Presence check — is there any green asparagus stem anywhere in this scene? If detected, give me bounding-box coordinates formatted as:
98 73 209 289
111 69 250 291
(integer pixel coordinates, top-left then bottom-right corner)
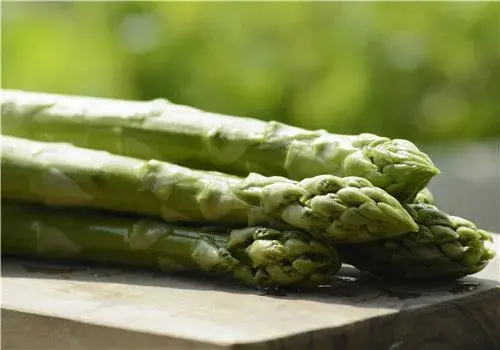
337 203 496 280
0 89 439 202
413 188 435 205
1 201 341 288
1 136 418 243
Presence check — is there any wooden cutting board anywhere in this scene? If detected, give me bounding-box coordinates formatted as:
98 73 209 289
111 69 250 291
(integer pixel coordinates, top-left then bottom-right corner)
2 236 499 350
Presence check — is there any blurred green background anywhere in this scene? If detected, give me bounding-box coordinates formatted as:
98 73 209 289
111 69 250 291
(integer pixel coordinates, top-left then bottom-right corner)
2 1 499 143
1 1 499 230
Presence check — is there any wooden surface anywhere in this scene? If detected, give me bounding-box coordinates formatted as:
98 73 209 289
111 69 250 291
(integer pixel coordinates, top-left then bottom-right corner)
2 236 499 350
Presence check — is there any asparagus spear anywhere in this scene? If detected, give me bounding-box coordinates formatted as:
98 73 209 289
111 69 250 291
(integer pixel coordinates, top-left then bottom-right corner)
1 201 341 288
0 89 439 202
337 203 496 280
1 136 418 243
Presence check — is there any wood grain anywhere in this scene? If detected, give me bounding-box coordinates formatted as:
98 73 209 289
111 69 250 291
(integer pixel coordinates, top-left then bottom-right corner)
2 237 499 350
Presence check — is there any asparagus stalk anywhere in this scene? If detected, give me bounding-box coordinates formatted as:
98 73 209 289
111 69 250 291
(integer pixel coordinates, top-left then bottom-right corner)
1 136 418 243
0 89 439 202
337 203 496 279
1 201 341 288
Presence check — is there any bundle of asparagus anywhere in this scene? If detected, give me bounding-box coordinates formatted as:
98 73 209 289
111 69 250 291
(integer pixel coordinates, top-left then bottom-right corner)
0 89 495 289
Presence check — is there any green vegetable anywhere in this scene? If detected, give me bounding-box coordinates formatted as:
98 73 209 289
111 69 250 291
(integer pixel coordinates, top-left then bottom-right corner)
413 188 435 205
337 203 496 279
0 89 439 202
1 201 341 288
1 135 418 243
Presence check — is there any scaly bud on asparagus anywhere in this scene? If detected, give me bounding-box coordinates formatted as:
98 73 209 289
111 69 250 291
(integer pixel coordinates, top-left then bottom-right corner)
337 203 496 280
413 188 435 205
